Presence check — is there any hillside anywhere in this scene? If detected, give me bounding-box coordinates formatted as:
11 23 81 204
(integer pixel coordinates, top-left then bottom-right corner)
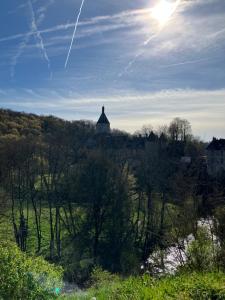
0 109 44 138
0 108 95 140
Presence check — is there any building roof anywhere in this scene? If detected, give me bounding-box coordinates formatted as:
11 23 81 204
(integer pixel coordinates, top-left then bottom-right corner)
97 106 110 124
207 138 225 151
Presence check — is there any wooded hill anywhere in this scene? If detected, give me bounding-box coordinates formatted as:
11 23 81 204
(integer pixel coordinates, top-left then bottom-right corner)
0 108 224 285
0 108 95 140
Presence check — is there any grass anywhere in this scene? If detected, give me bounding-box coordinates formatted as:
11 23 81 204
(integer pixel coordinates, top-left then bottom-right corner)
0 209 39 252
0 207 68 255
59 271 225 300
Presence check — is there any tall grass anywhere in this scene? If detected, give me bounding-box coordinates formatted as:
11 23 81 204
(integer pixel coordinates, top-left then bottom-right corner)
60 270 225 300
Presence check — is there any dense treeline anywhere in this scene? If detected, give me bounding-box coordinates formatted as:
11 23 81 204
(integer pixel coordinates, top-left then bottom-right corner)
0 109 225 284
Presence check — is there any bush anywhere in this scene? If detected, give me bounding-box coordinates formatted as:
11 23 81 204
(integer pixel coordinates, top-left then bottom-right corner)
186 227 219 272
0 241 63 299
90 267 119 289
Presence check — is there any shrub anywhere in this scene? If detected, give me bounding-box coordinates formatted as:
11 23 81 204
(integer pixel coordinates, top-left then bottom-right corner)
0 241 63 299
186 227 219 272
90 267 119 289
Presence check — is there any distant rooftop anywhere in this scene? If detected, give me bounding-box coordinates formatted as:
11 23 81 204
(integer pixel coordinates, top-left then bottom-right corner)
207 138 225 151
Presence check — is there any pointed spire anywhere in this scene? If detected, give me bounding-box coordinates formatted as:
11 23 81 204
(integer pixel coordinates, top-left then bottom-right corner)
97 106 110 124
96 105 110 134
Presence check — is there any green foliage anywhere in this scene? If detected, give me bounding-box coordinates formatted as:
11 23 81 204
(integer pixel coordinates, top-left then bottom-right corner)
186 227 219 272
61 247 94 285
90 267 119 289
0 109 42 138
0 241 63 300
62 271 225 300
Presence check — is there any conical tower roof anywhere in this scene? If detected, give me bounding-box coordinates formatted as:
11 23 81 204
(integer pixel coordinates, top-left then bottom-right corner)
97 106 110 124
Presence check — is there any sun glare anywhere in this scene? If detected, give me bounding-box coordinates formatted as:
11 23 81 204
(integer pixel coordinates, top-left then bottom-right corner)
151 0 179 26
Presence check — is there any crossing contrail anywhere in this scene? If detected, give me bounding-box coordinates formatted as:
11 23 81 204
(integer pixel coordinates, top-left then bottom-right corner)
28 0 51 69
65 0 85 68
11 0 53 78
118 32 159 78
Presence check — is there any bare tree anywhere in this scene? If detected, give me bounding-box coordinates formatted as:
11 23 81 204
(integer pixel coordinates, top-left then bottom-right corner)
169 118 192 142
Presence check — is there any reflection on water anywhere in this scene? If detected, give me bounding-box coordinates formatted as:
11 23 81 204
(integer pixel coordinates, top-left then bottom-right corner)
144 218 218 275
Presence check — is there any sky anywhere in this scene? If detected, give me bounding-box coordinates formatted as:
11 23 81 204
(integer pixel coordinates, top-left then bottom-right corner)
0 0 225 140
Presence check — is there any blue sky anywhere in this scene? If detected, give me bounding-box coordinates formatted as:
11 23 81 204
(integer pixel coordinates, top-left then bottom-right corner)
0 0 225 140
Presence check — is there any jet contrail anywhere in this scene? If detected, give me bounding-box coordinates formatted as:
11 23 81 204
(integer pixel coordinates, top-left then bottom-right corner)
28 0 51 69
118 0 181 78
65 0 85 68
11 34 30 78
11 0 53 78
160 58 211 69
118 32 159 78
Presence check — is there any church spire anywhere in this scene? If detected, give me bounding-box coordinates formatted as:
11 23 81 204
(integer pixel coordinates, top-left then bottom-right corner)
96 106 110 134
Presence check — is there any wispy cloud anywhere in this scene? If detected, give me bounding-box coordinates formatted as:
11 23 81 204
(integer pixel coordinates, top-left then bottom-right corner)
10 33 30 78
1 8 149 44
0 87 225 140
8 3 27 14
1 0 225 93
3 0 225 55
10 0 54 78
36 0 55 23
117 0 225 76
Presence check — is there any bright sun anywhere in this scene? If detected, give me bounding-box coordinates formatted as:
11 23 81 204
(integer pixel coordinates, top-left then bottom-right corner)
151 0 179 26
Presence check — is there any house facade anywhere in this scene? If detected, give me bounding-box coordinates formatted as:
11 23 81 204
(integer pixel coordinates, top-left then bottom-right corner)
206 138 225 176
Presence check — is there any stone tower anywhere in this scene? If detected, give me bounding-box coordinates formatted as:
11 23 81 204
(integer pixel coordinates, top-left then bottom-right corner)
96 106 110 134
